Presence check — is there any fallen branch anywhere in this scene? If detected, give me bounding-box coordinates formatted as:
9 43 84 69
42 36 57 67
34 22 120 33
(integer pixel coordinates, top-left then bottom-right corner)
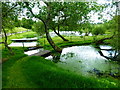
94 35 114 45
0 42 4 44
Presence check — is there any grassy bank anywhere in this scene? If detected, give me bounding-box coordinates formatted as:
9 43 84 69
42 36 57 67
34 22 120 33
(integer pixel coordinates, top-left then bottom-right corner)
38 34 111 52
2 53 119 88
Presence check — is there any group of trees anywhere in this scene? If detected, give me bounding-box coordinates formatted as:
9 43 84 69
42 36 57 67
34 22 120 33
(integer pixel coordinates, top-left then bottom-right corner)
22 1 104 53
1 2 34 54
1 1 120 60
32 21 45 36
0 1 110 51
92 24 106 36
15 18 35 29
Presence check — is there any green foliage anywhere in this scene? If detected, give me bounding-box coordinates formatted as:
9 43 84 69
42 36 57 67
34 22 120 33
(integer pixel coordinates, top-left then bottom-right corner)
92 26 105 35
103 16 118 32
2 2 18 30
23 2 104 32
80 22 93 35
103 15 120 50
32 21 45 36
20 18 35 29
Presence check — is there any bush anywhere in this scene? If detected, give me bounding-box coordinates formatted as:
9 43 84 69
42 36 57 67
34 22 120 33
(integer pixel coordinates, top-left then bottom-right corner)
92 26 105 35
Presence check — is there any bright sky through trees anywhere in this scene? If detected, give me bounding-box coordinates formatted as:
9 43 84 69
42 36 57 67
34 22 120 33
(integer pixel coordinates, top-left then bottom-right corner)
17 0 117 23
89 0 116 23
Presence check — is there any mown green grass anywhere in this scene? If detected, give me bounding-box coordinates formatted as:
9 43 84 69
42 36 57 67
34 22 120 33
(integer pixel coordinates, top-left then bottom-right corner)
7 31 36 43
4 27 27 33
2 54 119 88
2 48 27 88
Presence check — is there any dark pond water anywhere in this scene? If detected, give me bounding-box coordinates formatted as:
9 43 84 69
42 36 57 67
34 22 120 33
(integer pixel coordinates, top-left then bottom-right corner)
46 45 120 78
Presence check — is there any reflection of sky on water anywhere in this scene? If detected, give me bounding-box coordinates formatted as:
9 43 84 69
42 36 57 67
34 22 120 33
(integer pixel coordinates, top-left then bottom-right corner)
55 45 119 76
49 31 92 37
8 42 37 47
100 45 118 57
24 48 44 56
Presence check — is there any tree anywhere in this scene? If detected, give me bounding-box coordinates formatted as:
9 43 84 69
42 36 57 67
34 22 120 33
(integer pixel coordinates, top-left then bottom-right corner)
92 26 105 36
1 2 18 54
51 2 90 40
32 21 45 36
22 2 62 53
21 18 35 29
18 1 104 53
100 0 120 61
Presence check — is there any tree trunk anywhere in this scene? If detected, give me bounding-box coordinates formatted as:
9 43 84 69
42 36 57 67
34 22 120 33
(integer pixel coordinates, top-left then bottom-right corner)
94 35 114 45
24 2 62 53
85 32 89 36
53 25 68 41
2 27 14 55
44 3 62 53
45 23 62 53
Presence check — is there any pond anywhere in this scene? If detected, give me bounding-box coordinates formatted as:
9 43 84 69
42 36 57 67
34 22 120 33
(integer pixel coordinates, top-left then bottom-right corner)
8 42 37 47
49 31 92 37
46 45 120 78
24 48 44 56
8 37 38 47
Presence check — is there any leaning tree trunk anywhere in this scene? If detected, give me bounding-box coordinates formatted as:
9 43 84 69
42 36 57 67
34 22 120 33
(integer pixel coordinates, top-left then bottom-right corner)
2 27 14 55
53 25 69 41
94 35 114 45
45 23 62 53
24 2 62 53
44 3 62 53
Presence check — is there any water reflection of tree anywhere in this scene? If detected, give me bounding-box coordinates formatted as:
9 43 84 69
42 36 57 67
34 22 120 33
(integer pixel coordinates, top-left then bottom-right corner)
95 45 120 61
61 52 75 59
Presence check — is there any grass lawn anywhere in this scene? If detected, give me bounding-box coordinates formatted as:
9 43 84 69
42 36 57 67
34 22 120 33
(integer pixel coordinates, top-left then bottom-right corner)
2 52 119 88
3 27 28 34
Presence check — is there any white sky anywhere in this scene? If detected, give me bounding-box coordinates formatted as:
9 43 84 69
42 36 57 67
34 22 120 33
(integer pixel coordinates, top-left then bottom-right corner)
89 0 116 23
97 0 112 4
